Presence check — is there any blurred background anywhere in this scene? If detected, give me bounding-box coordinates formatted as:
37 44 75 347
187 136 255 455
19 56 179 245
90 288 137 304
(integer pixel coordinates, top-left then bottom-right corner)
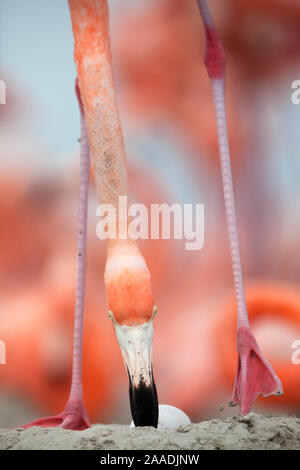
1 0 300 427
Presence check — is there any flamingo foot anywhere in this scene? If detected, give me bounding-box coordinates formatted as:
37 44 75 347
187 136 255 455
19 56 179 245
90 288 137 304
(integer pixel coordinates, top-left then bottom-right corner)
229 326 283 415
19 398 90 431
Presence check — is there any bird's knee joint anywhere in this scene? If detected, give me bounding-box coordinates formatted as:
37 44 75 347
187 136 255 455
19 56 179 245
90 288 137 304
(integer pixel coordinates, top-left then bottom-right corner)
204 27 226 79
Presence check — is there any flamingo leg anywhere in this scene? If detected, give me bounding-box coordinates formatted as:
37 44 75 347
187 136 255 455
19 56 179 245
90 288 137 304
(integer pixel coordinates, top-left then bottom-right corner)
20 81 90 431
196 0 283 414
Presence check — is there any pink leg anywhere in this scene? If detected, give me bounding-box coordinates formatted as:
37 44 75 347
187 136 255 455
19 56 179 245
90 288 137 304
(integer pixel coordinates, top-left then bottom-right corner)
20 398 89 431
20 80 90 430
196 0 283 414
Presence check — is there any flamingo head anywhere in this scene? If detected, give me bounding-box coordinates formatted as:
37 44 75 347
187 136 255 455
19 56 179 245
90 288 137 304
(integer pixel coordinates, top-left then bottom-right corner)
105 243 158 427
109 307 158 427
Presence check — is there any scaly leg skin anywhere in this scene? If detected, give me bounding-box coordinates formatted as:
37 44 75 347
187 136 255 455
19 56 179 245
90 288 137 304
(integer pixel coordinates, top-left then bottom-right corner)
196 0 283 414
20 80 90 430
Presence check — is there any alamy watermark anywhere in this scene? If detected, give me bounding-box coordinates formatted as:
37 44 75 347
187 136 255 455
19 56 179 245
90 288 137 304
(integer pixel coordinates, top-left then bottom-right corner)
0 340 6 365
0 80 6 104
291 340 300 365
96 196 204 251
1 81 9 363
291 80 300 104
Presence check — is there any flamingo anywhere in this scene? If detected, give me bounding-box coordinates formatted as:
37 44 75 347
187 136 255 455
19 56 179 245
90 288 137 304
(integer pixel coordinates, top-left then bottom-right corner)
68 0 158 427
18 0 158 430
196 0 283 414
113 0 243 168
15 0 284 431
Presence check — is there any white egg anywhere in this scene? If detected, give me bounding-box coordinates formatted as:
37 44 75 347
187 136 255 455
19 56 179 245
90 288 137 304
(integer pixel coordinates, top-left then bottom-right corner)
130 404 191 429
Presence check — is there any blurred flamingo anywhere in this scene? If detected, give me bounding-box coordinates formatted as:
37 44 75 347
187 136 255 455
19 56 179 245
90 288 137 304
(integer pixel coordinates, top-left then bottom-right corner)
2 0 300 427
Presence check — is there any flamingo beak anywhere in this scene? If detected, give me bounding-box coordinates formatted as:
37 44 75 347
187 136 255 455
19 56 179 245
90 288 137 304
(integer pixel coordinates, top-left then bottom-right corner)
109 309 159 427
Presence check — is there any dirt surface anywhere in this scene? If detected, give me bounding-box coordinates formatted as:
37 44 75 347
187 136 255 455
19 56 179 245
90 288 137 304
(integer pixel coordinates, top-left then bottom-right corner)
0 413 299 450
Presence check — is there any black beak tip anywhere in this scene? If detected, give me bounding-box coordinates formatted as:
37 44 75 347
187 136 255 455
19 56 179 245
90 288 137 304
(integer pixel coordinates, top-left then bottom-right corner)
129 378 159 428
